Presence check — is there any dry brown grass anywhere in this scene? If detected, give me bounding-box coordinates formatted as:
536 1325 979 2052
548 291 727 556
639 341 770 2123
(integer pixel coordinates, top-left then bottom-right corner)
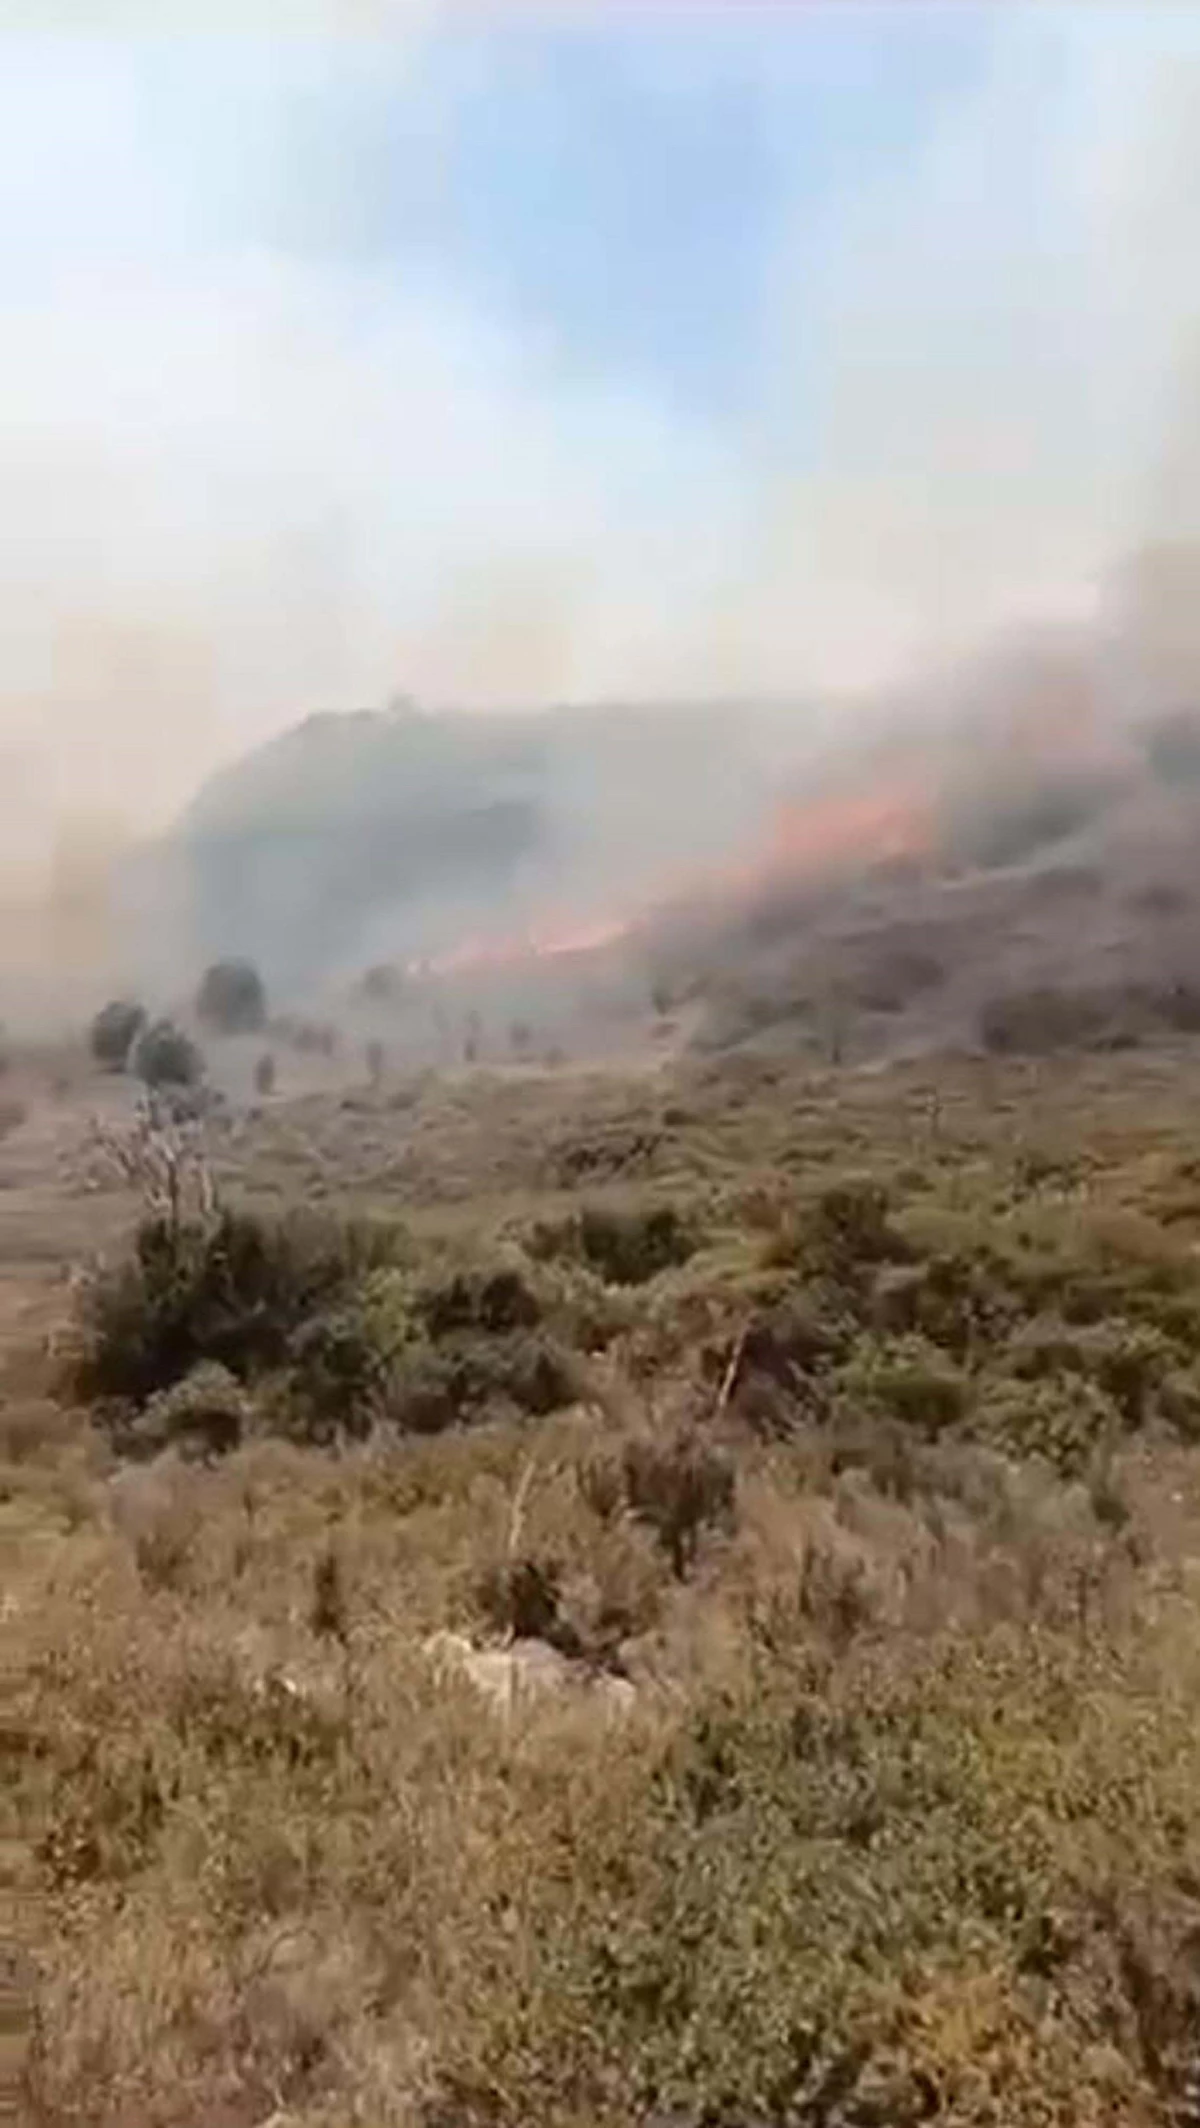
12 1045 1200 2121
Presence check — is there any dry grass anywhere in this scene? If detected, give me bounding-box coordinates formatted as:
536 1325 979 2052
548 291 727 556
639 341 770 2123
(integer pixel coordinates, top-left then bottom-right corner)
12 1046 1200 2122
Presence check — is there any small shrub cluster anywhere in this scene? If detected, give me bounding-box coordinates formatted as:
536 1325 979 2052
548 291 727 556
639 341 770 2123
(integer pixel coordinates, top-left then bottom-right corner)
75 1205 400 1412
703 1173 1200 1474
132 1018 204 1091
133 1361 251 1462
528 1199 698 1286
77 1211 581 1453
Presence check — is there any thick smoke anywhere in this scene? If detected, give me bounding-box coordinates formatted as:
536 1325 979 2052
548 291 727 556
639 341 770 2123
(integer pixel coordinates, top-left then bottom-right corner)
1 8 1200 1023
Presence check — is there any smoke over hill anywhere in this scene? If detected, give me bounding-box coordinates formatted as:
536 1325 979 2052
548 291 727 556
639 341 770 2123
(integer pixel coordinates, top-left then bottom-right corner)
76 536 1200 1075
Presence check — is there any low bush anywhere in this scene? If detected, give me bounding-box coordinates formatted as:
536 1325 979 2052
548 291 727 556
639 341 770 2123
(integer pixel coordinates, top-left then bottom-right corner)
529 1200 698 1286
417 1259 542 1338
763 1177 911 1285
131 1361 250 1461
385 1327 577 1434
282 1300 392 1441
837 1332 970 1436
1004 1314 1173 1424
972 1373 1119 1475
132 1018 204 1091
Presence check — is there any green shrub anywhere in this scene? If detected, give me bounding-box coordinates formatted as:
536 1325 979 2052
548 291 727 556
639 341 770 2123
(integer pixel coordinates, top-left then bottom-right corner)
386 1328 577 1435
528 1201 697 1286
131 1361 250 1461
132 1018 204 1091
763 1177 911 1286
1004 1315 1173 1424
283 1303 389 1441
417 1260 542 1338
75 1206 402 1409
838 1332 969 1436
973 1373 1118 1475
870 1250 1016 1357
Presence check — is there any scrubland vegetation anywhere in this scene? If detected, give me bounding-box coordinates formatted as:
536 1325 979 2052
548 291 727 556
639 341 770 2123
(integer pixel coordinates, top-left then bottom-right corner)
10 1043 1200 2123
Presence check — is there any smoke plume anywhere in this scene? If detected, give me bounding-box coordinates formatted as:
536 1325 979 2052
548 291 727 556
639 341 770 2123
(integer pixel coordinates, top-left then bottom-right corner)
1 7 1200 1014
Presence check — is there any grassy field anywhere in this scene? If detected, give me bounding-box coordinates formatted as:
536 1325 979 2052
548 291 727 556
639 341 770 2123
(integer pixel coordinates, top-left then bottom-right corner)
10 1042 1200 2124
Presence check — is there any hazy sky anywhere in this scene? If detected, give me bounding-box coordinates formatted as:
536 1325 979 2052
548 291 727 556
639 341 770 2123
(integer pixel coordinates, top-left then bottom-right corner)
2 3 1198 865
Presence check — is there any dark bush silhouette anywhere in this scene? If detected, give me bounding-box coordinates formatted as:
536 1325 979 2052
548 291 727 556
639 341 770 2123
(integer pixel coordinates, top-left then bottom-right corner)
528 1202 697 1287
76 1206 399 1407
418 1261 542 1339
196 958 267 1036
90 999 146 1072
132 1020 203 1091
619 1429 736 1578
475 1555 585 1656
384 1329 576 1435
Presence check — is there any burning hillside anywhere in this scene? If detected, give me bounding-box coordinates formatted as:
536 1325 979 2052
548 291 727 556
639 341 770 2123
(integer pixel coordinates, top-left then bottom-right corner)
102 540 1200 1072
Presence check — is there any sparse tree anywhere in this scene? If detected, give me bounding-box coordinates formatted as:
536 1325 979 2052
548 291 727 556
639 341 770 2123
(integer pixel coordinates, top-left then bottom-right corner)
196 958 267 1036
90 998 147 1072
133 1019 203 1092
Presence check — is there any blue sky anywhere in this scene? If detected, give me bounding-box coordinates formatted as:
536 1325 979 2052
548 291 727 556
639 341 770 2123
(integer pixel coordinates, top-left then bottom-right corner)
5 12 995 411
0 5 1198 847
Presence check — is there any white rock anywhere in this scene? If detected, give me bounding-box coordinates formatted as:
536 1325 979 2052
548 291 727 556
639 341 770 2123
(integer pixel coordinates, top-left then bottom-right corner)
422 1630 634 1716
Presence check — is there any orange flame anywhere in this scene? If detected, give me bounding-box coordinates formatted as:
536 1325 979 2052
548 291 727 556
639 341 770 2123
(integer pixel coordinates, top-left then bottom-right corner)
412 911 631 979
766 781 932 877
410 769 933 981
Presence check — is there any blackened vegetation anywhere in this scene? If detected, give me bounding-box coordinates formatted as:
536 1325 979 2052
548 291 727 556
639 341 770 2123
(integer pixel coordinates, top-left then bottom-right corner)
90 998 147 1072
196 958 267 1036
132 1019 204 1091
